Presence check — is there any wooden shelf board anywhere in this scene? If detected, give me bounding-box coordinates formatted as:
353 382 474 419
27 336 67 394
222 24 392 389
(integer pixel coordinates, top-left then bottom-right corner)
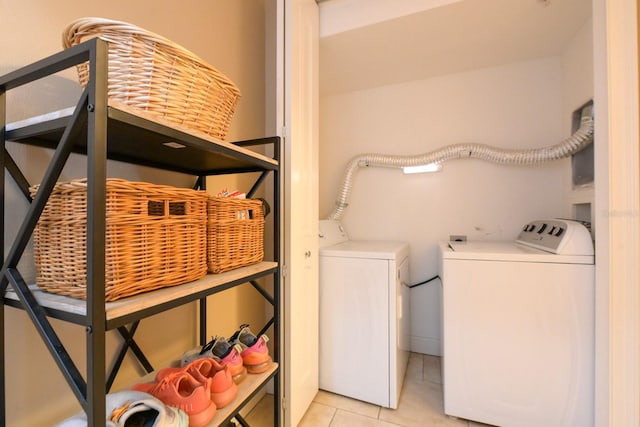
3 262 278 325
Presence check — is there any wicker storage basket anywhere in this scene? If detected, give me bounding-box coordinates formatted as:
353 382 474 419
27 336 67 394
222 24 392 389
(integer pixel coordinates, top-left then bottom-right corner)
62 17 241 141
207 197 264 274
30 178 208 301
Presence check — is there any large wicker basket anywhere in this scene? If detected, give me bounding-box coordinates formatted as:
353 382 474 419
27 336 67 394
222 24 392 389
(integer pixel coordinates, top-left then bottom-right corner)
62 17 241 141
207 197 265 274
30 178 208 301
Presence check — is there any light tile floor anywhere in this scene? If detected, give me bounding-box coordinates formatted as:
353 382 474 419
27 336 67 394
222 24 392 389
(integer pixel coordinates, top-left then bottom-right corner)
245 353 493 427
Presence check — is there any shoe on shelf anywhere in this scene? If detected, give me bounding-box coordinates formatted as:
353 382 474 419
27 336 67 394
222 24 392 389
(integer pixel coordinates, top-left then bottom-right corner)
228 324 273 374
132 372 217 427
181 336 247 384
55 390 189 427
156 357 238 409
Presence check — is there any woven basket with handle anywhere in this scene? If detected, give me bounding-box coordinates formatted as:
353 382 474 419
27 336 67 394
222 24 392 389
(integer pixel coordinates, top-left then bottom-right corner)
207 197 265 274
30 178 208 301
62 17 241 141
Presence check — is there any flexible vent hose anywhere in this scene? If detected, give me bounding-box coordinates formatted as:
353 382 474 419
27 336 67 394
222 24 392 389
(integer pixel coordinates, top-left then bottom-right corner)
328 107 594 220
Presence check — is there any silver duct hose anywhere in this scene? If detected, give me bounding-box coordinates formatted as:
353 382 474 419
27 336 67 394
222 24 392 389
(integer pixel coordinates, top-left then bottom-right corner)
328 106 594 221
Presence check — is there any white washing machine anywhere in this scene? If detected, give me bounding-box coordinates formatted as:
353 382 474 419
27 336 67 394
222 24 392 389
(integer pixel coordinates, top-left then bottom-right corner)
319 220 410 409
439 219 595 427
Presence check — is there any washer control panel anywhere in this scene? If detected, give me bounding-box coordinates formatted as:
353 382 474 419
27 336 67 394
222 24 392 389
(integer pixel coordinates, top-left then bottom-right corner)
516 219 593 255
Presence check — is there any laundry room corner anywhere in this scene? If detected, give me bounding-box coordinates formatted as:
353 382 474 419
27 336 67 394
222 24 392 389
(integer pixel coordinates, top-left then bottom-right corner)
319 62 572 356
318 0 594 357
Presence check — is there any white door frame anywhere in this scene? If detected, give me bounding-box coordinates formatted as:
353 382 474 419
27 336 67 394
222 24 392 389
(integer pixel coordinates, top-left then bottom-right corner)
593 0 639 426
274 0 320 425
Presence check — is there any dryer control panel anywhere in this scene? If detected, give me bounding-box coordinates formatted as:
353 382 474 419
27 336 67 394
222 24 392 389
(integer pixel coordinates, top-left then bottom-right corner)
319 219 349 248
516 219 594 256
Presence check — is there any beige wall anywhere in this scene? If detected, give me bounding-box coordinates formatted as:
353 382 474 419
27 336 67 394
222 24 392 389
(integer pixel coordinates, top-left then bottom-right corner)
319 22 593 355
1 1 267 425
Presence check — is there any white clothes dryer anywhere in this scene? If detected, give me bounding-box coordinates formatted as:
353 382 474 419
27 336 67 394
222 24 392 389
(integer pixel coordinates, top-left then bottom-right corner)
319 220 410 409
439 219 594 427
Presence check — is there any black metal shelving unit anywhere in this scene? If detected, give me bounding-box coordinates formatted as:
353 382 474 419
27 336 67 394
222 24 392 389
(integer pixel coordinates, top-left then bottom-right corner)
0 38 281 427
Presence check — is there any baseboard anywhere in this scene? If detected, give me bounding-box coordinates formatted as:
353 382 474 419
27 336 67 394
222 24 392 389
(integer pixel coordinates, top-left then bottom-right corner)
410 335 441 356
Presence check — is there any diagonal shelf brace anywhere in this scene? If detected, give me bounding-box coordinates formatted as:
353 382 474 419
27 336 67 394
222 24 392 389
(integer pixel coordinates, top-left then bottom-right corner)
6 268 87 407
249 280 275 306
3 150 32 202
116 324 154 373
106 322 154 392
234 414 250 427
257 317 274 339
247 170 271 199
0 90 89 293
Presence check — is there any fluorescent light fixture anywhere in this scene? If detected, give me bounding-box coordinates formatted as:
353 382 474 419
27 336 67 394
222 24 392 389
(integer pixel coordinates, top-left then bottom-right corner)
402 163 442 174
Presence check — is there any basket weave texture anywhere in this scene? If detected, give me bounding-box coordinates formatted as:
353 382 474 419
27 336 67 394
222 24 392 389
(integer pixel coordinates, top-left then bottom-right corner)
30 178 208 301
207 197 264 274
62 17 241 141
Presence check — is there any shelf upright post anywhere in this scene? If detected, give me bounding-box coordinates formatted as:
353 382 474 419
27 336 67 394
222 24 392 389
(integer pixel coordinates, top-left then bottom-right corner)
0 62 6 427
85 38 109 427
198 175 208 346
273 137 281 427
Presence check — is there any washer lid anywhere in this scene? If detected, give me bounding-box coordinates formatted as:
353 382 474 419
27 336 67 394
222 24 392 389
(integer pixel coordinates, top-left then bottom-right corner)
321 240 409 260
440 241 594 264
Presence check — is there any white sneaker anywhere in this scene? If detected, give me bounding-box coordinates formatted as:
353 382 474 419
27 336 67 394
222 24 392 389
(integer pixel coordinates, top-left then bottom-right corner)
56 390 189 427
